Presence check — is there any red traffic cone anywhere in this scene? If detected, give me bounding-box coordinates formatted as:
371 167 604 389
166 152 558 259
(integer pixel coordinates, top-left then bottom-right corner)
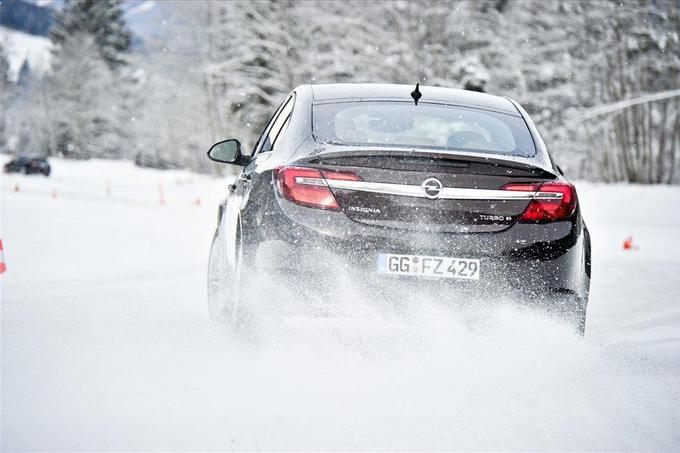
623 236 634 250
0 239 6 274
51 188 58 199
158 182 166 205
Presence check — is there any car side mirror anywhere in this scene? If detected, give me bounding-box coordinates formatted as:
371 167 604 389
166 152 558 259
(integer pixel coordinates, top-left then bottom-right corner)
207 139 249 166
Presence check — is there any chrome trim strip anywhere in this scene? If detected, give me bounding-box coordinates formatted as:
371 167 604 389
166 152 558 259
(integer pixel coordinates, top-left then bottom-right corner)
295 177 563 201
328 179 425 197
325 179 557 200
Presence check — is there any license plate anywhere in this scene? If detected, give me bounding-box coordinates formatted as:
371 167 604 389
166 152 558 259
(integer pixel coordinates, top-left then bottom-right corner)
377 253 480 280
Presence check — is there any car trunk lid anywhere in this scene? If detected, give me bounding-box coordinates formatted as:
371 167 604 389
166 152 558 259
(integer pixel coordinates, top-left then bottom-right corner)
303 150 557 233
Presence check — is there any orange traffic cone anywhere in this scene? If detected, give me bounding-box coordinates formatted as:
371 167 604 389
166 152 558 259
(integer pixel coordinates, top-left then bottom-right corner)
0 239 6 274
623 236 634 250
14 183 19 192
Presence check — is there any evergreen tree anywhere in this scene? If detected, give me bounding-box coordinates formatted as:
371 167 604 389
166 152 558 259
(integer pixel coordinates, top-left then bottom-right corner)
0 43 10 88
297 1 385 84
5 0 678 179
575 0 680 182
0 43 11 152
206 0 302 150
47 0 134 158
49 0 131 70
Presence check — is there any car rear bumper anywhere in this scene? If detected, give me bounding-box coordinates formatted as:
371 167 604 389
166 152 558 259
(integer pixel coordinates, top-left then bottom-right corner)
247 198 590 302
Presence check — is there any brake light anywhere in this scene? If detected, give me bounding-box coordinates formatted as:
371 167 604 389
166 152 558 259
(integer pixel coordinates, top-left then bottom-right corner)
503 181 577 222
273 166 361 211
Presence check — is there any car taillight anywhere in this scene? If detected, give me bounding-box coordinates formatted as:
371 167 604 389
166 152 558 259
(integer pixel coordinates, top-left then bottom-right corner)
273 166 362 211
503 181 577 222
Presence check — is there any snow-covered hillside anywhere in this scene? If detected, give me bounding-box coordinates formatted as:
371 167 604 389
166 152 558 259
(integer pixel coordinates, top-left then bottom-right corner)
0 26 51 82
1 157 679 450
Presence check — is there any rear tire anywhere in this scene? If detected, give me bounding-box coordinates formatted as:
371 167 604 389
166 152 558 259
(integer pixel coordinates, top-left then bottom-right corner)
554 293 587 336
574 299 587 336
207 221 250 335
207 232 231 322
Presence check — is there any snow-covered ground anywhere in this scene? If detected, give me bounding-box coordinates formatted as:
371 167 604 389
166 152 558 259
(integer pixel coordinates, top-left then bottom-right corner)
1 157 679 451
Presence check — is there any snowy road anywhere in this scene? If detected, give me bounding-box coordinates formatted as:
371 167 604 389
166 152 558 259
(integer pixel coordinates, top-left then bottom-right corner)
2 158 680 451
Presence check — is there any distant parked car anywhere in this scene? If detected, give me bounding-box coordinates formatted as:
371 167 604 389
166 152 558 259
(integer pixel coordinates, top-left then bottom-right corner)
4 157 51 176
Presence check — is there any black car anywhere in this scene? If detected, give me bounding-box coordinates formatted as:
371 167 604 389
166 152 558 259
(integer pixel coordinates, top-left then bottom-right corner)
4 157 51 176
207 84 591 334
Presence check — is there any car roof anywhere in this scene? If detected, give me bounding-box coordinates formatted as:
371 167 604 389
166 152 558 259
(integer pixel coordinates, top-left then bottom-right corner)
307 83 519 116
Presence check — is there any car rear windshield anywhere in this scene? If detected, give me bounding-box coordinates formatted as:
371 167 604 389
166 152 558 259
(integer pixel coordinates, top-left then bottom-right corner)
312 101 536 157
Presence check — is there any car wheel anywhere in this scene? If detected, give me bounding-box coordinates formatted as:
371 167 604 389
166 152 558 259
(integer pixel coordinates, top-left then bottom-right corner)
207 221 244 327
574 298 587 336
553 293 587 336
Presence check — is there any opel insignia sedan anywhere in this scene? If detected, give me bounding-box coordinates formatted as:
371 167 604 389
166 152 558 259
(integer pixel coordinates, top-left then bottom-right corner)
207 83 591 335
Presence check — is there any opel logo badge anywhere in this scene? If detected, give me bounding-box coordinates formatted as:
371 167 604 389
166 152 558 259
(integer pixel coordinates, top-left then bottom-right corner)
421 177 443 199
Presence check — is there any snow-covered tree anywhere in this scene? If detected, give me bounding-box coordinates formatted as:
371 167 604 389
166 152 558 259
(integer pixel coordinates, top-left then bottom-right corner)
0 43 11 152
494 1 585 174
577 0 680 183
295 1 385 84
123 1 215 172
204 0 304 151
49 0 131 70
46 0 135 159
48 34 115 158
6 0 680 182
0 43 9 89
